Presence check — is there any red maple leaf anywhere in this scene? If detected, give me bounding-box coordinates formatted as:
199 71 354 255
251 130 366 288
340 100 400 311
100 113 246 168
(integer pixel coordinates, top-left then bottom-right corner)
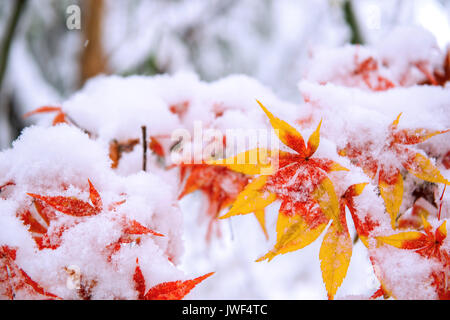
20 180 103 250
377 217 449 299
354 56 395 91
0 246 60 300
133 258 213 300
106 218 164 262
27 179 103 217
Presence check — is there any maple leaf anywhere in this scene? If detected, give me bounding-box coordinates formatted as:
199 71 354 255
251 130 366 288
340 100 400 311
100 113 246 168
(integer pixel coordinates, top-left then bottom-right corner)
18 199 66 250
178 163 251 239
20 180 104 250
343 183 380 247
0 246 60 299
169 101 190 119
106 218 164 262
149 137 165 157
369 286 389 300
354 56 395 91
397 197 436 230
210 100 356 299
24 106 68 126
339 113 450 228
376 216 449 299
0 181 15 192
257 184 365 299
109 139 140 169
133 258 213 300
27 179 103 217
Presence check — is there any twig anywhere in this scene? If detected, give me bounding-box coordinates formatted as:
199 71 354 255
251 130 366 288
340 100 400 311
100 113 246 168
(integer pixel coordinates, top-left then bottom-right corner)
0 0 28 94
141 125 147 172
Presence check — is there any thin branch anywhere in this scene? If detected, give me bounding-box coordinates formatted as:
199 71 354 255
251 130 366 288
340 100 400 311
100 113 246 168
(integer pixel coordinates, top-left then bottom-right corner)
0 0 28 94
141 125 147 172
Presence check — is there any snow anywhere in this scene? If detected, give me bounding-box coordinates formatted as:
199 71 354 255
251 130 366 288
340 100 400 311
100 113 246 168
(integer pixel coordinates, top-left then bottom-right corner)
0 125 183 299
1 26 449 299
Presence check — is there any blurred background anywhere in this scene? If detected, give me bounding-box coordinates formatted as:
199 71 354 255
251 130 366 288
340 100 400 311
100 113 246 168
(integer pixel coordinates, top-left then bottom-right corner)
0 0 450 150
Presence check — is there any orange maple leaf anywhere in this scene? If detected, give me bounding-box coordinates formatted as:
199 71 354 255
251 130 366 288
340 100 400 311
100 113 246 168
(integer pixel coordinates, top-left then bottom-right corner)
133 258 213 300
178 164 251 239
24 106 68 126
149 137 165 157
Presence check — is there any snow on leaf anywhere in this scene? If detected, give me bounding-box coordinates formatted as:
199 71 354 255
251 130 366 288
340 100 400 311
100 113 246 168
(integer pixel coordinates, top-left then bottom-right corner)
340 113 450 228
27 180 103 217
0 246 60 300
106 219 164 262
375 216 449 299
122 219 164 237
18 200 64 250
402 151 450 185
212 101 360 299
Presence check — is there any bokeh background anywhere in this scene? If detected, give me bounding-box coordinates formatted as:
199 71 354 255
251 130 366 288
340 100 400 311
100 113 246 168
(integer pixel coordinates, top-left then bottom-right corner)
1 0 450 150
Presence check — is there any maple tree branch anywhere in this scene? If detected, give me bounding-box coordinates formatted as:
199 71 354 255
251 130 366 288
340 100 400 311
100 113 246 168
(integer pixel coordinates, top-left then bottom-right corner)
141 125 147 172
